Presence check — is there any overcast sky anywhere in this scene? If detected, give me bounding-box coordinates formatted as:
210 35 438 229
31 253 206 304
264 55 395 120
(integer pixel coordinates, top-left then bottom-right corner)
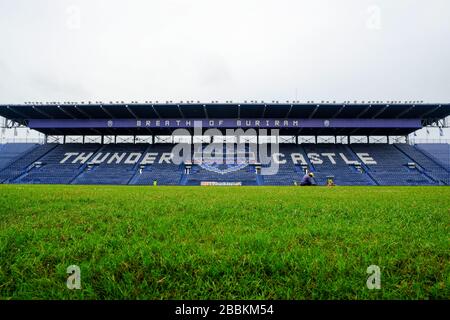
0 0 449 140
0 0 450 103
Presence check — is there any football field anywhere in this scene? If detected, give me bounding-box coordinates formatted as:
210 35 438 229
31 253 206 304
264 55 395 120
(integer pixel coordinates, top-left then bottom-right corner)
0 185 448 299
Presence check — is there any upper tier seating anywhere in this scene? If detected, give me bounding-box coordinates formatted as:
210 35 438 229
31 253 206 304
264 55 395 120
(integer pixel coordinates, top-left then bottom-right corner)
73 144 149 185
0 143 37 170
349 144 434 186
395 144 450 185
131 144 183 185
14 144 102 184
302 144 376 186
260 145 306 186
0 144 57 183
416 144 450 169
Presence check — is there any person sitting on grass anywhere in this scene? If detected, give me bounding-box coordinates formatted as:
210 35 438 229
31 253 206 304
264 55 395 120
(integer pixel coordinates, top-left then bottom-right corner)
300 172 315 186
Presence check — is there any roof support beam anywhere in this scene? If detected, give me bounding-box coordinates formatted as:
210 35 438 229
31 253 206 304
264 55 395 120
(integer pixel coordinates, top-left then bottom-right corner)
7 106 28 119
395 105 415 118
331 105 345 119
262 105 267 118
74 105 92 119
356 105 372 118
373 105 390 119
308 105 320 119
420 105 442 118
58 106 77 119
99 105 114 118
177 105 185 118
125 105 138 119
33 106 54 119
285 104 294 118
151 105 161 119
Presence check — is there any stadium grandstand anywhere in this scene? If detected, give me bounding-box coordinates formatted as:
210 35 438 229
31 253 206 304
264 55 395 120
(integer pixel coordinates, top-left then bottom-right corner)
0 102 449 186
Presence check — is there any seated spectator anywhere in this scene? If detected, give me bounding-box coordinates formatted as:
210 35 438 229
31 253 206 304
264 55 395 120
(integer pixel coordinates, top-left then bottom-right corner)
300 172 315 186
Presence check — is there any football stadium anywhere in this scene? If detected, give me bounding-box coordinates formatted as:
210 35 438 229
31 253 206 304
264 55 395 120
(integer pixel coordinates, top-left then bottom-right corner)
0 102 449 302
0 102 449 187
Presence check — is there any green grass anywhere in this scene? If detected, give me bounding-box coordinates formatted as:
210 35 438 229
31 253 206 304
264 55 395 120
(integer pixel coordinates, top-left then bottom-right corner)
0 185 448 300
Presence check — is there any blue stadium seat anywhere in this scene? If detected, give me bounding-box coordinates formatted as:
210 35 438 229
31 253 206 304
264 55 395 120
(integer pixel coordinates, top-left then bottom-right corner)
1 142 449 186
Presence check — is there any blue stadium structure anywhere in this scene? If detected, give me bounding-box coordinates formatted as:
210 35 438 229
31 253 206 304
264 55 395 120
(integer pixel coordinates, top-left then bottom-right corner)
0 102 449 186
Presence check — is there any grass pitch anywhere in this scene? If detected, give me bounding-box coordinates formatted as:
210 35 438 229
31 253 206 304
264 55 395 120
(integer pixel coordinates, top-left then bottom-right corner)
0 185 448 300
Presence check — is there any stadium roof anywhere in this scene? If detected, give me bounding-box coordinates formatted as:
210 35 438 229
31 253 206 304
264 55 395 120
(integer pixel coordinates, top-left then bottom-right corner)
1 103 449 136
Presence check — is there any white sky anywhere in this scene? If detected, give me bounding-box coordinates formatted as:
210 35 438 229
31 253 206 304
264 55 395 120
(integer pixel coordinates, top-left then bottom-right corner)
0 0 449 141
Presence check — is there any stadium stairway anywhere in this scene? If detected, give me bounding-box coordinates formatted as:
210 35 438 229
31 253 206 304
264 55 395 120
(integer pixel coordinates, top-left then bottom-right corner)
349 144 436 186
0 144 58 183
72 144 149 185
394 144 450 185
303 144 376 186
14 144 103 184
261 145 306 186
130 144 184 185
415 144 450 170
0 143 38 171
344 145 379 185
